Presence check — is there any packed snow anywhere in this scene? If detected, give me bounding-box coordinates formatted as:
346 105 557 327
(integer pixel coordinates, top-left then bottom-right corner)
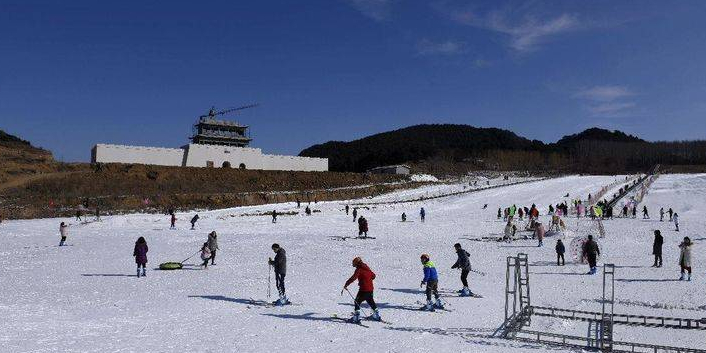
1 174 704 352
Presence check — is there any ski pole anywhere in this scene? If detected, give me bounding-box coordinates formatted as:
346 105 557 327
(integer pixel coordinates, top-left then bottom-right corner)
470 268 487 276
180 250 201 264
267 264 272 299
344 288 368 317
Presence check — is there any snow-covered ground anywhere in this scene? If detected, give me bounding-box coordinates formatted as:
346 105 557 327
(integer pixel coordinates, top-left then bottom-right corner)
1 174 704 352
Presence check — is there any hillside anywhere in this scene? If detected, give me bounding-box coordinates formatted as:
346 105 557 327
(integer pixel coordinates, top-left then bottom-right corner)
300 125 706 175
299 124 545 172
0 129 60 185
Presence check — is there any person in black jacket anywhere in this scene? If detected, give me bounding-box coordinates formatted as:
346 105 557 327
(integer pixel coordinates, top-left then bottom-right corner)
652 230 663 267
583 235 600 275
268 244 289 305
451 243 473 296
556 239 566 266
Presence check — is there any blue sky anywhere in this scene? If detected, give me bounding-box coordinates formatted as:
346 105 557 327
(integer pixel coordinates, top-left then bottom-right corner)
1 0 705 162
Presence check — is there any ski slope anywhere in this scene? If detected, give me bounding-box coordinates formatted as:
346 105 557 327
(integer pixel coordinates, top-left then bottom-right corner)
0 174 704 352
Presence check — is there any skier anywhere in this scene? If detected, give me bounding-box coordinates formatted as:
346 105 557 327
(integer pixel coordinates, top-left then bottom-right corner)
343 257 380 323
660 207 665 222
420 207 426 222
673 212 680 231
451 243 473 296
668 208 674 221
75 209 82 222
272 210 277 223
401 213 407 222
419 254 442 311
678 237 692 281
352 208 358 222
190 214 200 230
133 236 148 278
345 205 349 215
268 243 289 305
518 208 524 221
357 216 369 238
170 212 176 229
535 221 545 247
200 242 211 269
59 222 68 246
632 206 637 219
622 205 629 218
556 239 565 266
643 206 649 219
509 205 517 221
583 235 600 275
548 204 554 215
497 208 502 219
503 221 514 242
207 231 219 265
652 230 663 267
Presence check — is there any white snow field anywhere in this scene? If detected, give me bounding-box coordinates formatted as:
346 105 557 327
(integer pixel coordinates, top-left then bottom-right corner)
1 174 704 352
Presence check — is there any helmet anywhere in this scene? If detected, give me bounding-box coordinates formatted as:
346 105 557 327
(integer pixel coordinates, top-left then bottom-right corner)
352 257 362 266
420 253 430 261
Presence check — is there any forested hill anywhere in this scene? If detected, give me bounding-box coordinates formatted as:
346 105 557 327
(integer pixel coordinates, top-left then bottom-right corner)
299 124 545 172
299 124 706 174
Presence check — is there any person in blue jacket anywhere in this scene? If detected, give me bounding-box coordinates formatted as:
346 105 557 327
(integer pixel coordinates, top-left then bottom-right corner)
420 254 443 311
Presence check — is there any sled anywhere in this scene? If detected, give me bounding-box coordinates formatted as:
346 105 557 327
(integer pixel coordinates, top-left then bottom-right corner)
159 262 184 270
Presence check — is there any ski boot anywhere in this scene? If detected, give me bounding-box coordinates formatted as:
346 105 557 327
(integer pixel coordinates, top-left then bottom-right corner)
460 287 472 297
142 268 146 277
348 310 361 324
434 298 445 310
368 309 381 322
679 273 685 281
137 268 141 278
688 274 692 281
274 295 290 306
421 300 435 312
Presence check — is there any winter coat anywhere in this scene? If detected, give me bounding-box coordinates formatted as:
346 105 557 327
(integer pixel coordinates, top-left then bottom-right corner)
133 242 148 265
422 261 438 283
272 248 287 275
556 242 565 255
358 218 368 233
679 242 692 267
583 239 600 256
673 214 679 224
345 263 376 292
652 234 663 255
59 224 68 237
452 248 471 271
535 224 545 241
207 233 219 251
200 247 211 260
191 215 199 224
504 224 514 239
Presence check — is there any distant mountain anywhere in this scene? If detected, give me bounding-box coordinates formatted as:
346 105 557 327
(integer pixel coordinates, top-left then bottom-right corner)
554 127 645 148
299 124 545 172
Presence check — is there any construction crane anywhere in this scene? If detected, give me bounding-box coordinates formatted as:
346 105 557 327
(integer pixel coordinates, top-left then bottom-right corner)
201 103 259 119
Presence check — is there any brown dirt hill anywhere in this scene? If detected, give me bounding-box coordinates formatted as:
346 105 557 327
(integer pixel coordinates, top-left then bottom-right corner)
0 130 59 185
1 163 412 219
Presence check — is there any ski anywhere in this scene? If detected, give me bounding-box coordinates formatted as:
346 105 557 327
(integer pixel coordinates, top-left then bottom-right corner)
331 314 369 327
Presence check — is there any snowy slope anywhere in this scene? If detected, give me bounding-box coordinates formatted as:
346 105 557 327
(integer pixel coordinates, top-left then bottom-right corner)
0 174 703 352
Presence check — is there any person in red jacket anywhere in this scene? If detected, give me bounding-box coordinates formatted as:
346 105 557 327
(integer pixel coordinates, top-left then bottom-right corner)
343 257 381 323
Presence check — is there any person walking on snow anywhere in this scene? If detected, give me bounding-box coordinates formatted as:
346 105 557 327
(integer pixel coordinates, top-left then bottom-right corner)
345 205 349 215
497 208 502 219
352 208 358 222
660 207 665 222
673 213 680 231
678 237 692 281
451 243 473 296
556 239 565 266
190 214 200 230
420 207 426 222
59 222 68 246
583 235 600 275
643 206 649 219
358 216 368 238
200 242 212 269
420 254 443 311
170 212 176 229
668 208 674 221
652 230 663 267
632 206 637 219
207 231 219 265
343 257 381 323
133 237 148 278
75 210 82 222
535 222 545 247
272 210 277 223
268 243 289 305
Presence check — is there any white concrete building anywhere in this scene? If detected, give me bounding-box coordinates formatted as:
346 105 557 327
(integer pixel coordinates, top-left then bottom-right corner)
91 107 328 172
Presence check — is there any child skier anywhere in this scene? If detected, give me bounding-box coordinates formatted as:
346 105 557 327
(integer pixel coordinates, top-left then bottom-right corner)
451 243 473 296
207 231 219 265
133 237 148 278
59 222 68 246
678 237 692 281
343 257 380 323
556 239 565 266
200 242 212 269
420 254 442 311
268 243 289 305
190 214 199 230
